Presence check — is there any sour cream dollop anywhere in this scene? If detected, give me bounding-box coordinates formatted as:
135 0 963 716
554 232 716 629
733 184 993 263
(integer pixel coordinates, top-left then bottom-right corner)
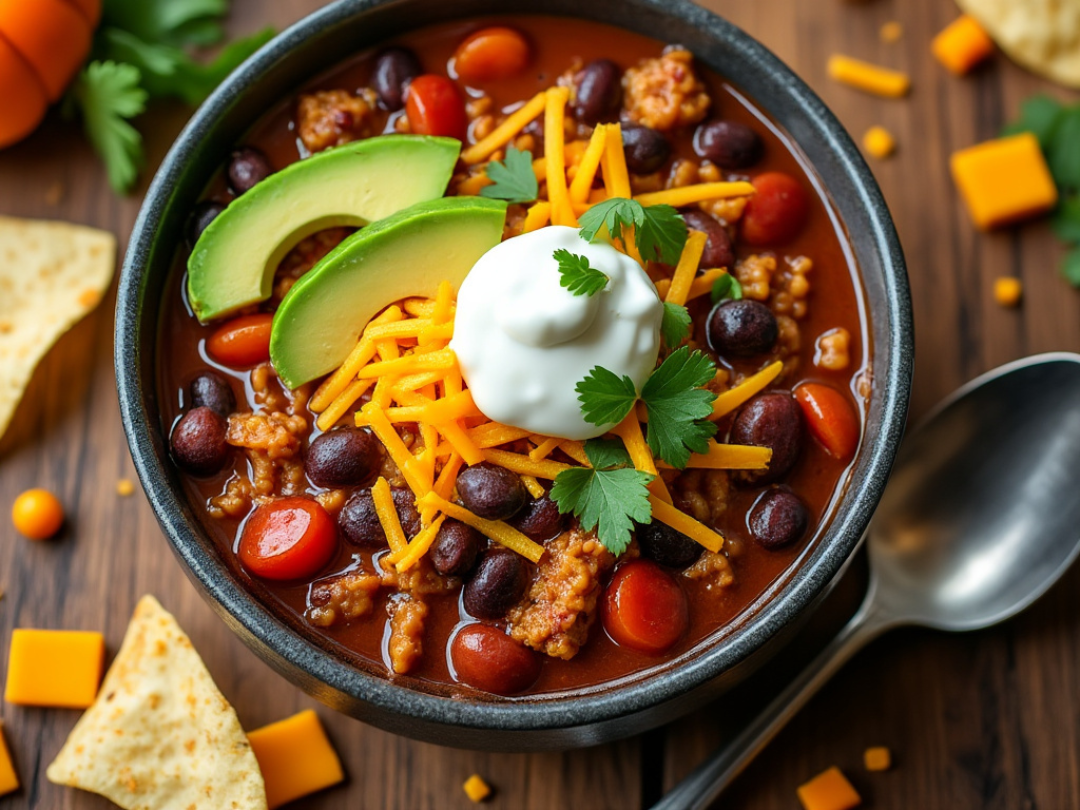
451 226 663 440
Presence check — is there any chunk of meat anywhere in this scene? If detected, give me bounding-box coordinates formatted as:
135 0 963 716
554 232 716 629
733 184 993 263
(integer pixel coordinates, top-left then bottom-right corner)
506 527 615 660
307 570 381 628
379 556 458 596
297 89 377 153
386 593 428 675
622 48 710 131
273 227 352 301
683 549 735 593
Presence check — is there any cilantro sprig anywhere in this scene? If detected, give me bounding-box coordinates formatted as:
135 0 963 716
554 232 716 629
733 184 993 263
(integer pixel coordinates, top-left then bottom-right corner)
549 439 653 555
578 198 688 265
480 146 539 204
555 249 609 296
660 301 691 347
711 273 744 304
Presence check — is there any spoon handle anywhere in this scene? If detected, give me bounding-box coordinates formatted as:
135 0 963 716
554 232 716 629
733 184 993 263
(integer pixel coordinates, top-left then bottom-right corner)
651 594 894 810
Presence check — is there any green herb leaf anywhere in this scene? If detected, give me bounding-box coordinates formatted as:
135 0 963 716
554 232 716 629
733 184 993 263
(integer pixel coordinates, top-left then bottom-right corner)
578 197 688 264
555 249 609 296
1063 245 1080 289
710 272 744 304
1052 196 1080 243
575 366 638 427
1001 94 1064 149
479 146 538 204
578 197 644 245
640 347 718 468
1048 108 1080 192
661 301 692 347
101 0 230 48
550 439 653 555
72 61 147 194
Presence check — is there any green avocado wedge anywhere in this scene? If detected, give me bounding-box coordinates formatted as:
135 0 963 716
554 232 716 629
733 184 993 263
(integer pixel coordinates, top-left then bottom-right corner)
270 196 508 390
187 135 462 323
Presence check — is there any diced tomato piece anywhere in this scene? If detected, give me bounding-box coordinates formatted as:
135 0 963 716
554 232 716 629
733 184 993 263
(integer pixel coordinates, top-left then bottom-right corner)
206 313 273 368
405 74 468 140
239 497 337 581
452 27 531 84
794 382 860 460
741 171 810 246
602 560 688 654
450 624 541 695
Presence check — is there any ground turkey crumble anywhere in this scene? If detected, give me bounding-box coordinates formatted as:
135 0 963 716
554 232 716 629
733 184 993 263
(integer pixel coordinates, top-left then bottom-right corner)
307 570 381 628
622 48 710 131
506 527 615 660
386 594 428 675
297 89 378 153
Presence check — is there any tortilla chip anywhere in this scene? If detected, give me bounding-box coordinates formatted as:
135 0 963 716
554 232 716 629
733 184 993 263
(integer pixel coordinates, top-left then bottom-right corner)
46 596 268 810
0 216 115 441
957 0 1080 88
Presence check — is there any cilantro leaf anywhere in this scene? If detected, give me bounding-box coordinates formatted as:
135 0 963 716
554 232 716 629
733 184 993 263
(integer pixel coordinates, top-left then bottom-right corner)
1052 196 1080 243
575 366 638 427
661 301 691 347
1048 108 1080 192
479 146 538 204
102 0 230 48
578 197 644 246
1002 94 1064 150
72 61 147 194
578 197 688 264
640 347 718 468
555 249 608 296
583 438 633 470
550 439 653 555
711 273 744 304
1063 245 1080 289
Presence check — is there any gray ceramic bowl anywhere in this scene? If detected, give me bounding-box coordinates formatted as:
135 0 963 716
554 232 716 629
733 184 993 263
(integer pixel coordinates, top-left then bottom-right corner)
116 0 913 751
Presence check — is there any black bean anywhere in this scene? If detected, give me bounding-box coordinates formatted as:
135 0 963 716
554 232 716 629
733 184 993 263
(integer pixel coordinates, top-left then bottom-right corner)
707 299 779 358
189 371 235 419
681 210 735 271
509 495 565 541
463 549 528 620
622 124 671 174
339 487 420 547
185 201 225 249
392 487 422 537
635 520 703 569
306 427 382 489
170 407 229 476
431 519 484 577
730 392 804 483
749 488 810 550
694 120 764 169
227 147 272 195
574 59 622 124
373 47 422 111
456 463 528 520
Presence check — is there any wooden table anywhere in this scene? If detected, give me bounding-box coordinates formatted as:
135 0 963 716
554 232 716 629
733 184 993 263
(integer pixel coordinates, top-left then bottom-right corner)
2 0 1079 807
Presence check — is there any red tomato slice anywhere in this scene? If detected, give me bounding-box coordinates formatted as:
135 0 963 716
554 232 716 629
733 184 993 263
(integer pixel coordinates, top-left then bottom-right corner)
741 171 810 246
206 313 273 368
405 74 467 140
239 497 337 581
794 382 860 460
602 560 689 654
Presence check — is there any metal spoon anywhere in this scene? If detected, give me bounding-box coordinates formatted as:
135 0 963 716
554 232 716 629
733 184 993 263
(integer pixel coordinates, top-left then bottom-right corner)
654 352 1080 810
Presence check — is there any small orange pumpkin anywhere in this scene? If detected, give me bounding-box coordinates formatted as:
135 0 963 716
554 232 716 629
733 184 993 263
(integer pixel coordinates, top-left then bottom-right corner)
0 0 100 149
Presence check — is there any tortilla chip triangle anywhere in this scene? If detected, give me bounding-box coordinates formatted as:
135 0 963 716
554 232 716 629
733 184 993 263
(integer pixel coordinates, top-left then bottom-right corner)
46 595 268 810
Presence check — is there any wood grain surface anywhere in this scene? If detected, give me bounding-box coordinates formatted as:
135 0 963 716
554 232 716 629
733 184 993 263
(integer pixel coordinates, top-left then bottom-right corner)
2 0 1078 808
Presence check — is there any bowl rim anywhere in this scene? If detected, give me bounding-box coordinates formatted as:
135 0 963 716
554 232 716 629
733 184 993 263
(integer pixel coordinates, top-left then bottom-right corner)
116 0 913 733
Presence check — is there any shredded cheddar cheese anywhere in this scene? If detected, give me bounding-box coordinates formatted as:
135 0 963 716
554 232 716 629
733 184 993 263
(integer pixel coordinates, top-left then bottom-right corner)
523 201 552 232
419 491 545 563
393 514 447 571
656 441 772 470
827 54 911 98
481 448 573 480
460 90 547 165
371 476 409 557
709 361 784 421
635 182 756 208
665 230 708 307
545 87 576 226
649 495 725 554
569 124 609 204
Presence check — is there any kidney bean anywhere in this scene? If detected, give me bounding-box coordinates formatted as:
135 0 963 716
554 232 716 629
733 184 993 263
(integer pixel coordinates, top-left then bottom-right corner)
185 201 225 249
730 392 804 483
749 488 810 550
306 427 382 488
622 124 671 174
707 299 779 358
431 519 484 577
635 520 703 569
741 171 809 246
227 147 271 195
189 371 235 418
681 210 734 271
405 74 467 140
456 462 528 520
574 59 622 124
603 560 688 654
170 406 229 476
450 624 541 695
339 487 420 547
452 26 531 84
372 47 422 110
206 313 273 368
693 120 764 169
509 495 565 541
463 549 528 620
239 497 336 581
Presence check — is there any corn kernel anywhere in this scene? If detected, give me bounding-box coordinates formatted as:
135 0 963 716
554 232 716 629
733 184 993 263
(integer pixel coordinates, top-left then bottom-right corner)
463 774 492 803
863 126 896 159
864 746 892 771
994 277 1023 307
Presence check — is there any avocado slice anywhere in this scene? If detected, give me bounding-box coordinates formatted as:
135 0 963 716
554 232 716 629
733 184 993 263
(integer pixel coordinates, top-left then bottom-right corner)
187 135 461 323
270 196 508 389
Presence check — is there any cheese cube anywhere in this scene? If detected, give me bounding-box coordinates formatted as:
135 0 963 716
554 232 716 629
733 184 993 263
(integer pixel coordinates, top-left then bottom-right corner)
248 710 344 809
932 15 995 75
4 629 104 708
0 722 18 798
950 133 1058 230
863 746 892 771
463 774 492 803
797 766 862 810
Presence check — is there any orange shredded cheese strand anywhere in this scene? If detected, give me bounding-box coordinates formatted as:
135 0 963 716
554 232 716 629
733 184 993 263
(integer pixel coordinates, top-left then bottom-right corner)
435 420 484 465
648 495 725 553
460 90 547 165
635 182 755 209
356 349 456 379
522 201 552 232
521 475 546 499
545 87 576 226
648 476 674 503
363 318 440 341
432 280 454 324
309 307 401 412
423 452 463 525
601 122 632 199
418 492 544 563
361 404 429 496
558 439 589 466
371 476 409 556
370 376 393 409
382 390 481 425
655 267 726 302
375 338 399 361
656 442 772 470
402 298 437 318
709 361 783 421
393 514 447 571
316 378 375 432
529 436 561 461
665 230 708 306
827 54 911 98
569 124 609 204
467 422 533 449
391 370 445 394
610 414 658 476
481 448 573 480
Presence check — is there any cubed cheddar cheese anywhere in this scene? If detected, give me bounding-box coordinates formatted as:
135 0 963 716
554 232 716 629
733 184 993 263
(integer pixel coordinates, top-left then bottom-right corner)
950 133 1058 230
827 55 910 98
932 15 995 75
4 629 104 708
797 766 861 810
463 774 492 803
248 710 344 809
863 746 892 772
0 722 18 798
